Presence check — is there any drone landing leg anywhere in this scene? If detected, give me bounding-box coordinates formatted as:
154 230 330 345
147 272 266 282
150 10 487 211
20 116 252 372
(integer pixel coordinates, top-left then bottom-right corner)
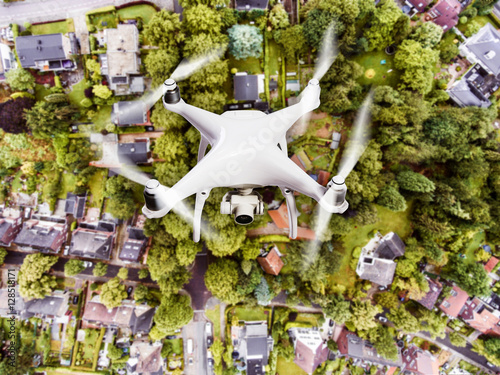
193 189 211 242
280 187 298 239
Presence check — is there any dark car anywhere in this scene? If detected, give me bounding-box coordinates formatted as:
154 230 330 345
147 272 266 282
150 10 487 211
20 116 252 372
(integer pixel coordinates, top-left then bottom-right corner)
207 337 212 347
145 126 155 132
329 319 334 327
166 335 176 340
208 358 214 367
73 296 79 304
127 286 133 295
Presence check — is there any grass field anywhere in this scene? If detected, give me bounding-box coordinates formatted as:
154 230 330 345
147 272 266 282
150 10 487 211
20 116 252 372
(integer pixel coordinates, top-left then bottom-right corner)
457 15 492 34
231 306 269 322
330 202 413 288
68 79 91 109
268 40 281 75
352 50 400 87
205 305 221 339
91 105 112 130
229 55 262 75
31 19 73 35
58 172 77 199
166 338 183 355
89 11 118 30
88 168 107 208
276 357 307 375
117 4 157 24
464 231 486 264
35 84 52 101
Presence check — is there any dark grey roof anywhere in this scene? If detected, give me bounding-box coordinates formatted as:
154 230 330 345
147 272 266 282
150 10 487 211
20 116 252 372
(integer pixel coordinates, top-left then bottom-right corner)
234 75 260 101
235 0 269 10
65 193 86 218
16 33 66 68
375 232 406 260
132 307 155 334
24 295 67 317
13 221 65 251
466 23 500 75
247 358 264 375
69 228 113 260
96 221 116 233
0 219 14 245
120 240 146 262
448 75 492 108
344 332 402 367
357 257 397 286
112 101 147 126
117 142 149 164
129 227 146 240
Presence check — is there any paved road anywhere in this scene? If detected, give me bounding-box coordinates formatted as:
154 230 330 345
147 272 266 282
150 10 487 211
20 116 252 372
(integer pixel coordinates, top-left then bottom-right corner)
184 248 212 311
0 0 174 26
3 249 155 284
183 312 210 375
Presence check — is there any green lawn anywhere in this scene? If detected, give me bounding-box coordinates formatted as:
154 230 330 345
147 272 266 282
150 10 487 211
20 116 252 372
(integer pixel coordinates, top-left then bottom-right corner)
229 56 262 75
294 313 321 326
68 79 91 109
166 338 183 355
31 20 72 35
351 50 400 87
82 329 99 361
276 357 306 375
268 40 281 75
117 4 157 24
35 84 52 101
205 304 221 339
91 105 113 131
88 168 107 208
232 306 269 322
89 11 118 30
330 202 413 288
457 15 492 34
58 172 77 199
464 231 486 264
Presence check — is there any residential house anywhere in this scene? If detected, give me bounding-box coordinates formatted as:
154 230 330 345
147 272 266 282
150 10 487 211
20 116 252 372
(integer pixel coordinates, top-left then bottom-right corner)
485 256 499 273
15 33 77 71
119 227 149 263
234 74 260 101
0 288 25 317
482 292 500 311
426 0 461 31
0 42 16 80
13 215 67 253
232 321 274 375
438 285 469 318
23 290 71 323
449 23 500 108
412 276 443 310
0 208 23 246
65 192 87 219
69 221 116 260
356 232 406 286
401 344 439 375
267 201 316 240
101 24 143 95
235 0 269 11
111 101 149 126
289 327 329 374
406 0 432 13
336 328 402 369
257 245 284 275
459 297 500 336
126 341 164 375
118 140 152 165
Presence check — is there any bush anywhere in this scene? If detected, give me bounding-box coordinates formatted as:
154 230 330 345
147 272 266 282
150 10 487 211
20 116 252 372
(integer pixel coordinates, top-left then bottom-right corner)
456 66 462 72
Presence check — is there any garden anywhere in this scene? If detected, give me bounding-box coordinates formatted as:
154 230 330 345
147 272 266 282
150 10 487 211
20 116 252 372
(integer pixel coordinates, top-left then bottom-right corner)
31 19 75 35
72 327 105 371
352 50 400 87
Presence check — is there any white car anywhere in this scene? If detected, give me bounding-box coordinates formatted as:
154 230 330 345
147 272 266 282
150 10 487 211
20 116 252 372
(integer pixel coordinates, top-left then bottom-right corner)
378 316 388 323
206 322 212 335
188 357 194 366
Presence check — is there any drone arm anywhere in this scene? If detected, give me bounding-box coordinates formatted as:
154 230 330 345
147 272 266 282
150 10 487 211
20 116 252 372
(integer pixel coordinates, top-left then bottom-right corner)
164 99 222 144
279 187 298 239
197 135 210 163
193 189 210 242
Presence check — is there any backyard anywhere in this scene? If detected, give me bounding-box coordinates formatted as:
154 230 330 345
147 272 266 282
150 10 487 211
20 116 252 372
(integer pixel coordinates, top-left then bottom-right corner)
31 19 74 35
117 4 158 24
276 357 307 375
352 50 400 87
229 305 270 323
68 79 92 109
88 168 108 208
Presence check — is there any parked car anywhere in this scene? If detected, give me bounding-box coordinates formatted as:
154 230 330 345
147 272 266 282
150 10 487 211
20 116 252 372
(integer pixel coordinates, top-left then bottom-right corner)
378 286 387 291
378 316 388 323
63 246 70 255
145 126 155 132
328 329 333 336
187 339 193 354
166 335 176 340
208 358 214 367
487 362 494 368
73 296 78 304
329 319 334 327
127 286 133 295
442 363 450 370
207 337 212 347
82 261 93 268
206 322 212 335
188 357 194 366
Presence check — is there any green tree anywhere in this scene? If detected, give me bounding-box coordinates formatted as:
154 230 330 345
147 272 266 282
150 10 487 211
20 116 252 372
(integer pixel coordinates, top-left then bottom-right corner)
438 39 460 62
138 268 149 279
228 25 263 60
269 4 290 30
117 267 128 280
150 294 193 340
419 309 447 339
396 170 435 193
184 5 222 35
274 25 306 63
348 301 382 332
24 101 77 139
449 332 467 347
323 295 352 324
465 20 481 37
0 248 7 265
205 258 242 304
92 84 112 99
134 284 149 301
410 22 443 48
93 262 108 277
376 185 407 211
5 68 35 91
64 259 85 276
240 238 262 260
387 306 420 333
100 278 128 309
368 325 398 361
374 292 399 309
104 175 137 220
18 253 58 300
254 277 272 306
365 0 402 50
107 344 123 360
175 239 202 266
143 10 184 49
144 49 180 87
443 256 490 296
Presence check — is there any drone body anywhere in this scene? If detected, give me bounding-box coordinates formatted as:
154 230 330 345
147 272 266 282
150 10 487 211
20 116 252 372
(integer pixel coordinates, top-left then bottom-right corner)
142 78 349 242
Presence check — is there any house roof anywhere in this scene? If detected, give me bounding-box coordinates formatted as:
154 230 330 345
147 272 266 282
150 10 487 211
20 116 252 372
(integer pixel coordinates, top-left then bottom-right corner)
257 246 284 275
408 0 432 12
459 297 500 336
415 277 442 310
448 74 492 107
234 75 260 101
111 101 147 126
13 218 66 251
356 256 397 286
65 193 87 218
485 256 499 273
69 227 114 260
117 142 149 164
438 285 469 318
464 23 500 75
427 0 461 31
120 238 147 263
129 341 163 374
105 25 140 78
402 345 439 375
290 328 329 374
16 33 67 68
0 217 20 246
235 0 269 10
268 201 289 229
24 292 69 317
375 232 406 260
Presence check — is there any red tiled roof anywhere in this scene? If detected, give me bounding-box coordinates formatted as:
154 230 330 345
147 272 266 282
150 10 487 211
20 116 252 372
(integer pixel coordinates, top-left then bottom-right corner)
427 0 461 31
317 171 331 186
459 297 500 336
438 285 469 318
257 247 284 275
296 227 316 240
291 154 306 171
268 202 289 229
485 257 499 273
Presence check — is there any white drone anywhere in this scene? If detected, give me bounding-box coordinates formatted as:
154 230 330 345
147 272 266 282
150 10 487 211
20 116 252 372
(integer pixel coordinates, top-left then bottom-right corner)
120 26 371 243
